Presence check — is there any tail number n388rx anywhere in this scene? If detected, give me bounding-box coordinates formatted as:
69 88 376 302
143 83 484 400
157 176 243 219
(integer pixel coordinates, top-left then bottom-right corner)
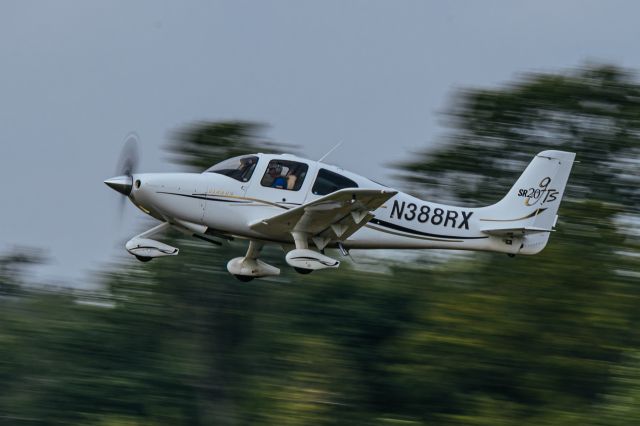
390 201 472 230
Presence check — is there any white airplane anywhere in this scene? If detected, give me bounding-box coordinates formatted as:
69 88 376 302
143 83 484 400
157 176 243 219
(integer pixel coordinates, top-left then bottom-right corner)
105 147 575 281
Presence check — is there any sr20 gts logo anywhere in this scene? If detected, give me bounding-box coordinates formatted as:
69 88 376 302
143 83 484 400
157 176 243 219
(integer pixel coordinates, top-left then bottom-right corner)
517 177 559 206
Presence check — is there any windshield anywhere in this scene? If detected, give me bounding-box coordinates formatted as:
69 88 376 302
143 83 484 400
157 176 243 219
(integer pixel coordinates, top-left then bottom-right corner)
205 155 259 182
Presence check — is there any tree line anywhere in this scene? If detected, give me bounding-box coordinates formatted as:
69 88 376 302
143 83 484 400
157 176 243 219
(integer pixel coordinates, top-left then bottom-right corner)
1 64 639 425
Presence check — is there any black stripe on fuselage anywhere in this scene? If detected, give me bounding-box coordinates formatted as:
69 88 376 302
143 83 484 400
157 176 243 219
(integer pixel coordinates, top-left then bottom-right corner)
369 218 489 240
156 192 293 209
157 191 248 203
479 208 547 222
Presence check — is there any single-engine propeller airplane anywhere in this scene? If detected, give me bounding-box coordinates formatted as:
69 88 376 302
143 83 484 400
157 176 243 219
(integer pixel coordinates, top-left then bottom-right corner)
105 138 575 281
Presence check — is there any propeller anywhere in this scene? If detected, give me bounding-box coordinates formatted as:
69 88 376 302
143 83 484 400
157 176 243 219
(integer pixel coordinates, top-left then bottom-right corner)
118 132 140 179
104 132 140 215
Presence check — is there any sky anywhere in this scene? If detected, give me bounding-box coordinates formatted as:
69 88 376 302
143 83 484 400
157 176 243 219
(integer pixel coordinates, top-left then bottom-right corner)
2 0 640 285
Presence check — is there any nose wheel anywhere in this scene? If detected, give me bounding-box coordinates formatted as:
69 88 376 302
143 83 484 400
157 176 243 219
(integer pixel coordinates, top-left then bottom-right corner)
294 267 313 275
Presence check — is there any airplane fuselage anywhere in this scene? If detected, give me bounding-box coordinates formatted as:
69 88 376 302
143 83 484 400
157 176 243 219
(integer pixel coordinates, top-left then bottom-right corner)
126 153 552 256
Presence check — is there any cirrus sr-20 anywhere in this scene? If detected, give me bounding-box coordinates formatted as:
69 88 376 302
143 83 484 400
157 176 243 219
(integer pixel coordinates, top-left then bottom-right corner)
105 143 575 281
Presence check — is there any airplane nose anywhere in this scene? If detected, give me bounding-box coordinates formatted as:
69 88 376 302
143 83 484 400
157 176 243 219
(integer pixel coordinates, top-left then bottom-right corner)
104 175 133 196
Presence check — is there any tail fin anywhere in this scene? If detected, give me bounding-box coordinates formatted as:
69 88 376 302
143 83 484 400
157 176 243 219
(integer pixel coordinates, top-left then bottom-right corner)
480 150 576 254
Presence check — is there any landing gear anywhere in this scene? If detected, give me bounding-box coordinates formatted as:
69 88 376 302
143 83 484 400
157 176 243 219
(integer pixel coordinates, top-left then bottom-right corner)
285 232 340 272
508 253 516 258
227 240 280 281
126 223 179 261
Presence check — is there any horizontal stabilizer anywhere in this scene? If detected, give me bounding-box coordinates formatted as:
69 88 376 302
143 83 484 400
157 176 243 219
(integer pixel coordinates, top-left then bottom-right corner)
481 226 554 236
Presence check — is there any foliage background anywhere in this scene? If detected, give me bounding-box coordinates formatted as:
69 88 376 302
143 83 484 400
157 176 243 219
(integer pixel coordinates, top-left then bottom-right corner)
1 64 639 425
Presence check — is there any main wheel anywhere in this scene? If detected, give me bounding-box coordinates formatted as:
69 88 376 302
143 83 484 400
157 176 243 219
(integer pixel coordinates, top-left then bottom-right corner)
135 256 152 262
234 274 255 282
294 267 313 275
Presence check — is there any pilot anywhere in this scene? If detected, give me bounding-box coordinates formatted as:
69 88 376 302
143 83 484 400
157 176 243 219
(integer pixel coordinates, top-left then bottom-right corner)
238 157 256 181
268 164 287 189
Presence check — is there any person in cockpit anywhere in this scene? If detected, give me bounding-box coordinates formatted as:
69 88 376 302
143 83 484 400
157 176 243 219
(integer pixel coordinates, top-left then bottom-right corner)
268 164 287 189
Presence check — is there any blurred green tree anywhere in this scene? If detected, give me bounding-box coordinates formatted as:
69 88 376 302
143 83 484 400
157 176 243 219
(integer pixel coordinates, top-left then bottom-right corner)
591 351 640 425
387 64 640 423
395 64 640 211
2 69 640 426
0 248 44 296
167 120 295 171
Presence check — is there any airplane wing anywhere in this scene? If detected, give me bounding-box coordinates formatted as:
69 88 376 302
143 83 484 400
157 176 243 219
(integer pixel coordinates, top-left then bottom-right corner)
249 188 397 249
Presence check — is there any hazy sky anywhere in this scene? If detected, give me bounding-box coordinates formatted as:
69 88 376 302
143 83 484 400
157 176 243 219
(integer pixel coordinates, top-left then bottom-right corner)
2 1 640 284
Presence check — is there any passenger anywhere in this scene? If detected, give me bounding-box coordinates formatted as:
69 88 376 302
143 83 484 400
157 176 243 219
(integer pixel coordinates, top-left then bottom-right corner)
268 165 287 189
286 169 298 190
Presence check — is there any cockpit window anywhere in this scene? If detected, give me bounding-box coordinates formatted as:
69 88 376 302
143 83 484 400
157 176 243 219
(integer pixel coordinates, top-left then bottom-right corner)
206 155 258 182
260 160 309 191
312 168 358 196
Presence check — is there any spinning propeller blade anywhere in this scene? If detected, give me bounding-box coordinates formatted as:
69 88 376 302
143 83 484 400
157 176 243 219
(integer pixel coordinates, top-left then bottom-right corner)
105 132 141 219
118 132 140 178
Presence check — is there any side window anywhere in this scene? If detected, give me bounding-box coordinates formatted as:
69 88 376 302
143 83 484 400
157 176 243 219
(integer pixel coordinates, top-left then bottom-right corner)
260 160 309 191
312 168 358 196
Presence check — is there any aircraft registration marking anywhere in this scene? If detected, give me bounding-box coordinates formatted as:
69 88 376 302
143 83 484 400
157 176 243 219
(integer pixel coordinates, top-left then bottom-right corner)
390 200 472 230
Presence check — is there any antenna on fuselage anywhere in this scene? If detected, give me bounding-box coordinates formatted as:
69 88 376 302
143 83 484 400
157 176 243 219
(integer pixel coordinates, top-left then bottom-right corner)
317 142 342 162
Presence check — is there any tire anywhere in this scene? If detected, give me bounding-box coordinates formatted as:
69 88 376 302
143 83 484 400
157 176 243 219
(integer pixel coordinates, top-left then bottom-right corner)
294 267 313 275
135 256 152 263
234 275 255 282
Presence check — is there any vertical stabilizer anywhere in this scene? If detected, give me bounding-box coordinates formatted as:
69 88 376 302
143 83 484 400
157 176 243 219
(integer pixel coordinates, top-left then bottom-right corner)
479 150 576 254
